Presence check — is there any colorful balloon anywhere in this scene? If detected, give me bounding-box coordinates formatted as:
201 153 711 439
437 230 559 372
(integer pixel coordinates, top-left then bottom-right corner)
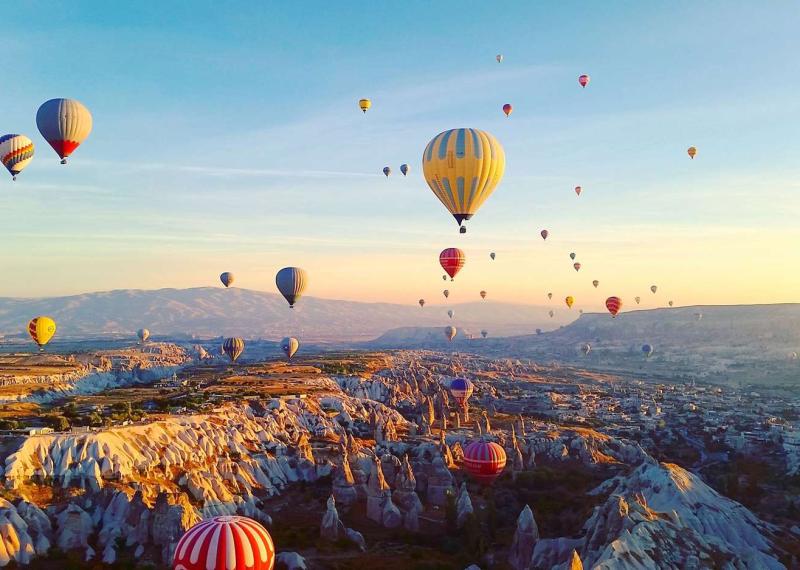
481 330 488 338
480 290 487 300
28 317 56 348
642 344 654 357
578 74 590 88
650 285 658 294
36 98 92 164
573 262 581 272
281 337 299 359
276 267 308 308
0 135 34 180
444 325 457 342
592 280 599 288
400 163 409 176
582 343 591 355
137 328 150 343
540 229 549 240
419 299 425 307
422 128 505 233
565 296 574 308
223 337 245 362
605 296 622 317
687 146 697 159
440 248 465 280
443 289 450 299
220 272 234 287
695 312 703 321
547 292 553 300
173 515 275 570
448 309 455 319
575 186 582 196
449 377 474 407
383 166 391 177
359 98 371 113
668 300 674 307
548 310 554 318
463 440 506 485
502 103 513 117
635 296 641 304
496 54 503 63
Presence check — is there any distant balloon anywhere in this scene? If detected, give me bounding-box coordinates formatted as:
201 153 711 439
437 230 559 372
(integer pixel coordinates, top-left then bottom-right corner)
419 299 425 307
448 309 455 319
548 310 554 318
222 337 245 362
635 296 641 304
481 330 488 338
536 328 542 335
605 296 622 317
400 163 409 176
220 272 234 287
490 252 496 260
480 290 487 300
565 296 574 308
540 229 549 240
547 292 553 300
443 275 448 281
574 186 582 196
650 285 658 294
502 103 513 117
443 289 450 299
383 166 391 177
687 146 697 159
173 515 275 570
592 280 599 288
449 377 474 407
496 54 503 63
642 344 654 357
668 300 674 307
137 328 150 343
423 128 505 233
573 262 581 272
36 98 92 164
0 134 34 180
359 98 371 113
695 312 703 321
463 440 506 484
440 248 466 280
28 316 56 348
281 337 299 359
570 252 576 260
789 351 798 361
578 74 590 88
444 325 457 342
582 343 591 355
276 267 308 308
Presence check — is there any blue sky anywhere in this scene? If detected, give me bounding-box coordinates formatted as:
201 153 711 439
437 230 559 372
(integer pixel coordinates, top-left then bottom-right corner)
2 2 799 310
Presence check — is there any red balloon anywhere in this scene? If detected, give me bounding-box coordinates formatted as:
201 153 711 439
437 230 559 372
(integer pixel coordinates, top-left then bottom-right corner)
440 248 465 280
578 74 590 88
605 296 622 317
173 516 275 570
575 186 582 196
463 440 506 484
540 229 548 240
573 262 581 272
502 103 513 117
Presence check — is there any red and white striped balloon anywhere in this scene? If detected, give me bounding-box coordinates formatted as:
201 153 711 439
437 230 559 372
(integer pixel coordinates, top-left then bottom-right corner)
605 296 622 318
173 516 275 570
439 248 466 280
463 440 506 485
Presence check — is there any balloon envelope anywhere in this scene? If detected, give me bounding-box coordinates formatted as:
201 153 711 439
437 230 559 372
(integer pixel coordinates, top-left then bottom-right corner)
223 337 245 362
447 309 455 319
440 248 465 280
383 166 391 177
400 163 409 176
0 135 34 179
573 263 581 272
220 272 234 287
276 267 308 308
443 289 449 298
28 317 56 347
650 285 658 294
582 343 591 355
642 344 654 357
36 98 92 163
592 280 599 288
687 146 697 159
490 252 496 260
605 296 622 317
137 328 150 342
444 325 457 342
575 186 582 196
281 337 299 359
502 103 512 117
578 74 590 88
463 440 506 484
570 252 576 260
480 290 487 299
419 299 425 307
547 293 553 300
540 229 548 240
481 330 488 338
359 98 371 113
565 296 574 308
635 296 641 304
449 377 474 407
173 515 275 570
496 54 503 63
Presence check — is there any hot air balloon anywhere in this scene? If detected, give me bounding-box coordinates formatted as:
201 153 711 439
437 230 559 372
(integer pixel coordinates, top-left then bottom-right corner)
173 515 275 570
569 252 576 260
36 99 92 164
650 285 658 294
0 135 34 180
422 128 505 233
383 166 391 177
137 328 150 343
548 310 554 318
642 344 654 357
281 337 299 359
440 248 465 280
28 317 56 348
575 186 582 196
463 440 506 485
223 338 245 362
789 351 798 361
220 272 234 288
419 299 425 308
668 300 674 307
578 74 590 88
496 54 503 63
490 252 496 260
547 292 553 300
502 103 512 117
582 343 591 355
687 146 697 159
276 267 307 308
605 296 622 317
481 330 488 338
565 296 574 308
443 289 450 299
540 229 549 240
695 312 703 321
448 309 455 319
449 377 474 407
592 280 599 288
444 325 457 342
442 275 448 281
400 164 409 176
480 290 487 300
635 296 641 304
359 99 371 113
573 262 581 272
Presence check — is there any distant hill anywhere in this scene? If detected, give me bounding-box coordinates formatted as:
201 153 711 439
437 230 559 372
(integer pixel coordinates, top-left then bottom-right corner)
0 287 562 342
